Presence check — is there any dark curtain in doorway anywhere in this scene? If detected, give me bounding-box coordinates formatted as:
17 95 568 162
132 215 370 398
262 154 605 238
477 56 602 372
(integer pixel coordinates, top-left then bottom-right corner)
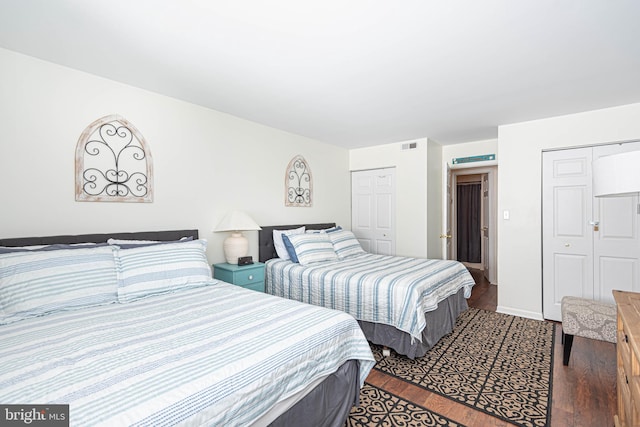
457 183 481 263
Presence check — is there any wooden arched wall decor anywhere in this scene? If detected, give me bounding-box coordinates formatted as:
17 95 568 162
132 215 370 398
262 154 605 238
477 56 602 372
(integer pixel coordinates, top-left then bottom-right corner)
75 115 153 202
285 155 312 207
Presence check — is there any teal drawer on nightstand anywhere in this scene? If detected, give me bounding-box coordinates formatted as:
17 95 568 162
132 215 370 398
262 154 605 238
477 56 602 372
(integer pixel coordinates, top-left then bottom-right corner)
213 262 265 292
241 281 265 292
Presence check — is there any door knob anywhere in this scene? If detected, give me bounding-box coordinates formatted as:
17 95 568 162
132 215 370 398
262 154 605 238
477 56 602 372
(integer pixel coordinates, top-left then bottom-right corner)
439 234 452 239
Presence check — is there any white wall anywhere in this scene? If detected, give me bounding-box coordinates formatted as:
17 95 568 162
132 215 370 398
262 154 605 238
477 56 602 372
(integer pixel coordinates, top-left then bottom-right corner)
497 103 640 319
349 139 429 258
0 48 351 264
426 139 443 258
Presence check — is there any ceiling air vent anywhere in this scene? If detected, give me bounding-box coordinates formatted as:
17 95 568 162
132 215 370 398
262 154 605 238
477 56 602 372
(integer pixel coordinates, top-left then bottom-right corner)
401 142 417 150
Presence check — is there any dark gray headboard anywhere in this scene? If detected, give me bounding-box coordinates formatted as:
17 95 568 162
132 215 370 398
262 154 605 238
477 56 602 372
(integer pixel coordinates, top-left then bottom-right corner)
258 223 336 262
0 229 199 247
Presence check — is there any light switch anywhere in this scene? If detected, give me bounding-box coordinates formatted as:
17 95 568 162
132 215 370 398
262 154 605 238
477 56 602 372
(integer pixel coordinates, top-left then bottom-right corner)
503 210 510 220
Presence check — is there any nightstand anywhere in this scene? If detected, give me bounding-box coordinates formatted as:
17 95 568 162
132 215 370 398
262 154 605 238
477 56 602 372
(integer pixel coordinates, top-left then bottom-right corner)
213 262 265 292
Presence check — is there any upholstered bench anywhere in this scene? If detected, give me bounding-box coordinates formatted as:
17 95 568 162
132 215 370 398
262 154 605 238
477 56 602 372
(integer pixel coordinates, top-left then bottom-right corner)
561 296 617 365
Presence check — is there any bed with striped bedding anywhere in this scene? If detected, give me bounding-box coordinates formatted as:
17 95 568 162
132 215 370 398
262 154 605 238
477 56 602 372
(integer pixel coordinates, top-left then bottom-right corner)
0 229 375 426
0 282 375 426
266 253 475 357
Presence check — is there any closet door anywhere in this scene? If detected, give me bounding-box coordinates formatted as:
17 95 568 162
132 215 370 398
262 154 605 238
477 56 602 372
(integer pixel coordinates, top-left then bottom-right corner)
351 168 396 255
543 142 640 321
542 147 594 321
592 142 640 303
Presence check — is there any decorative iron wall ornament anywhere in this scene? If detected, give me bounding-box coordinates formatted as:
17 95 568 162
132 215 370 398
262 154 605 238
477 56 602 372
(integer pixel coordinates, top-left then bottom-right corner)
75 115 153 202
285 155 312 207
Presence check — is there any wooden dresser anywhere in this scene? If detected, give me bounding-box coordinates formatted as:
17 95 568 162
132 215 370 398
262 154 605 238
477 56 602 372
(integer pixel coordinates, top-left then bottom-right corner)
614 290 640 427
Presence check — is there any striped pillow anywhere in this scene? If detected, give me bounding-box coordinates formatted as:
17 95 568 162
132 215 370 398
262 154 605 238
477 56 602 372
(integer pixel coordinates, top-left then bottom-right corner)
0 246 118 324
328 230 366 259
115 239 213 302
287 233 338 265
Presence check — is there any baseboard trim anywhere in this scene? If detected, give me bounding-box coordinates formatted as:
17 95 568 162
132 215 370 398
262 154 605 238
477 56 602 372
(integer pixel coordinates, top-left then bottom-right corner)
496 305 544 321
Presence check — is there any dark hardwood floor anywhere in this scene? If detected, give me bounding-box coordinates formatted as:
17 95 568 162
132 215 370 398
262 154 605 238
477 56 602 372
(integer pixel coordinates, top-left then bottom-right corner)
365 269 618 427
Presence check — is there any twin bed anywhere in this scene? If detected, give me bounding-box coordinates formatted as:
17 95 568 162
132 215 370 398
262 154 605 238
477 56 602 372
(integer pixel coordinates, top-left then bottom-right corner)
258 223 475 359
0 229 375 427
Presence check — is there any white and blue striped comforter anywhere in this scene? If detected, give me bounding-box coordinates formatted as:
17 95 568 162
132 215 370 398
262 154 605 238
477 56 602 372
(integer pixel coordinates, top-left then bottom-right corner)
266 254 475 343
0 282 374 426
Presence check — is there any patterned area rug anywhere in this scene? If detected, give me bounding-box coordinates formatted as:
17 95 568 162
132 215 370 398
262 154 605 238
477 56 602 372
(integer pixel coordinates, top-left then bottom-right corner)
347 383 465 427
372 308 555 427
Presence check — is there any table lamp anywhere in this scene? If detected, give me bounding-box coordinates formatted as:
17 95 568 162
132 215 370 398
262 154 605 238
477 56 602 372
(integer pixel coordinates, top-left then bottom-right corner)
214 211 262 264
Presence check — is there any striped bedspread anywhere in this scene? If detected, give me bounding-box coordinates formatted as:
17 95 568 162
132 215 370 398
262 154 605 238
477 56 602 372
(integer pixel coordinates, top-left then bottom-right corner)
0 282 374 426
266 254 475 342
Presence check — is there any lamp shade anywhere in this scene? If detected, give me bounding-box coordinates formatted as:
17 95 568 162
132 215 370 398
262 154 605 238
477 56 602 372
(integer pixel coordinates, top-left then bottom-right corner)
593 150 640 197
214 211 262 232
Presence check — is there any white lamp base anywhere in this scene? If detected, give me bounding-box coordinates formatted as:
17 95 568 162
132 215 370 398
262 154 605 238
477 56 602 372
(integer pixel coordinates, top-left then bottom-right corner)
223 232 248 264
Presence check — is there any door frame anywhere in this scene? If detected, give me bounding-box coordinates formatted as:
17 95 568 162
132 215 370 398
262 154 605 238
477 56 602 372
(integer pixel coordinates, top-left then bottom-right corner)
447 165 498 284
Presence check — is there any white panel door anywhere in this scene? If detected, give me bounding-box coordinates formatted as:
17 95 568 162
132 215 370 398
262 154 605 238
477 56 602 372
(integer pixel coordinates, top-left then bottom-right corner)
352 173 374 252
351 168 396 255
542 141 640 320
542 148 593 321
444 164 453 260
593 142 640 303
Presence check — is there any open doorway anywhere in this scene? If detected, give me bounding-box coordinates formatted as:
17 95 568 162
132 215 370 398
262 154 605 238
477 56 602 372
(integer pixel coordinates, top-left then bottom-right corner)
449 166 497 284
456 174 483 269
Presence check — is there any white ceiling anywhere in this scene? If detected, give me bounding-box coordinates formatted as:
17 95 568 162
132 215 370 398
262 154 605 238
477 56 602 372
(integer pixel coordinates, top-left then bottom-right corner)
1 0 639 148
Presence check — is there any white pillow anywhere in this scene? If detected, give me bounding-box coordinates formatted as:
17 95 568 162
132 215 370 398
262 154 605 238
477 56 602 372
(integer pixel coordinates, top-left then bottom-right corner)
273 226 305 260
328 230 366 259
287 233 338 265
107 236 192 248
108 238 159 245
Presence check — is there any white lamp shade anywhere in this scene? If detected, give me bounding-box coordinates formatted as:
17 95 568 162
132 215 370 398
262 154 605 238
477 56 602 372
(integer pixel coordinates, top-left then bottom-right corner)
214 211 261 264
593 150 640 197
214 211 262 232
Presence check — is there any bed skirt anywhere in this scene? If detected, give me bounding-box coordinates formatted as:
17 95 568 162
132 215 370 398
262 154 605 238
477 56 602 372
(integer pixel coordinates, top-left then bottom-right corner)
358 288 468 359
268 359 360 427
